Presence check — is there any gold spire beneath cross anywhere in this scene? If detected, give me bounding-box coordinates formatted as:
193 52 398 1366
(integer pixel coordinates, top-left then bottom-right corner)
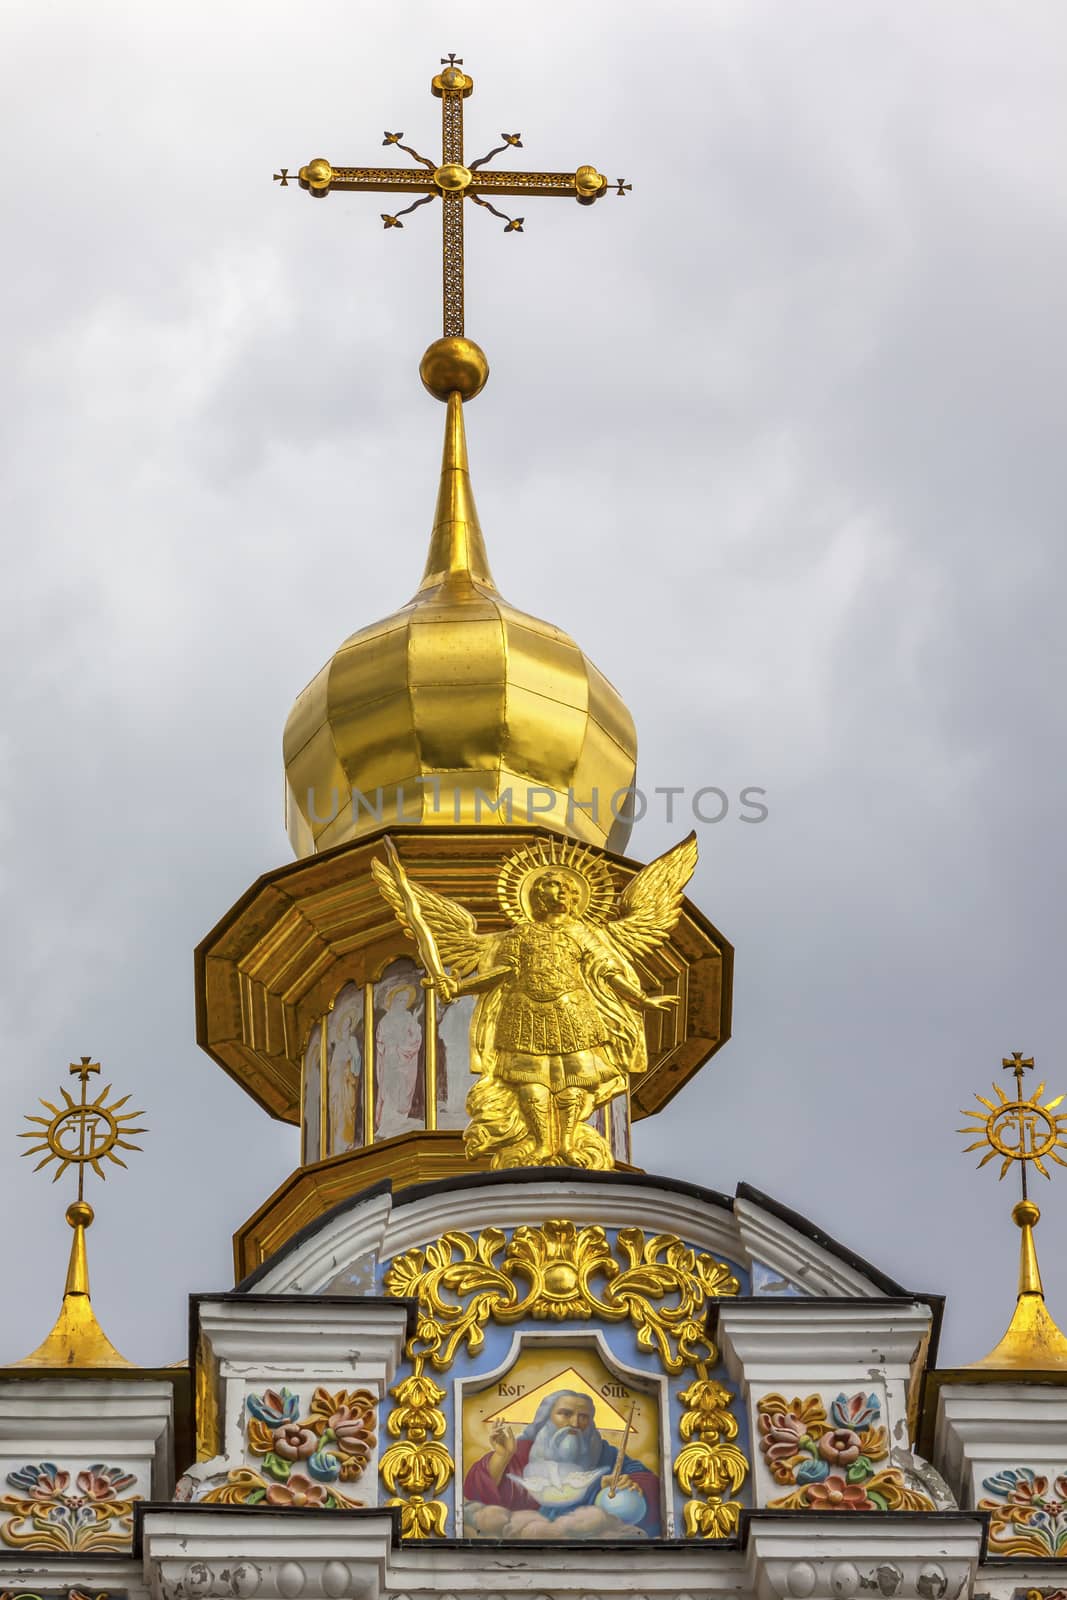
10 1057 146 1368
958 1051 1067 1370
274 56 629 338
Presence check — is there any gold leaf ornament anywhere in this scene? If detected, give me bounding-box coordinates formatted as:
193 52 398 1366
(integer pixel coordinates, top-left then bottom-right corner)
683 1493 743 1538
387 1492 448 1540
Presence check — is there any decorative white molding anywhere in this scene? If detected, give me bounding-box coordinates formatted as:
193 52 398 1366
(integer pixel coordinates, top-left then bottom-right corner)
379 1181 747 1273
140 1506 754 1598
245 1180 753 1303
744 1513 983 1600
384 1538 746 1596
196 1298 409 1464
0 1553 145 1597
141 1508 395 1600
238 1177 932 1321
717 1302 932 1388
249 1191 394 1296
733 1198 887 1299
933 1382 1067 1506
0 1378 174 1500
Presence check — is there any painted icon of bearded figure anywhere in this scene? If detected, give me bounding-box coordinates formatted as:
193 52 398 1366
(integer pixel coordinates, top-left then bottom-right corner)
372 833 697 1169
464 1388 660 1537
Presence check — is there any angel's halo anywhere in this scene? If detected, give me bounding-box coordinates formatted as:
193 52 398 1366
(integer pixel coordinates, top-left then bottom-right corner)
496 838 616 926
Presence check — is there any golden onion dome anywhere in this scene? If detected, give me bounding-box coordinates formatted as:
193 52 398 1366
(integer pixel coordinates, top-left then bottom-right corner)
283 340 637 857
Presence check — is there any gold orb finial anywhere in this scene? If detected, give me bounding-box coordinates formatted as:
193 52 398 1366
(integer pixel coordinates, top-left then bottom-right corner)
299 157 334 193
574 165 608 204
419 336 489 401
66 1199 94 1228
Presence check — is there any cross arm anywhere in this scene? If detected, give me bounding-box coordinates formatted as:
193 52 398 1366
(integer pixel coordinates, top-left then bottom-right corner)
277 160 437 195
470 166 616 203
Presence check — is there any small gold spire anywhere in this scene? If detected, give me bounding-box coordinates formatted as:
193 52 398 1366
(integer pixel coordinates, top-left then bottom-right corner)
12 1058 145 1369
969 1198 1067 1370
416 371 495 594
959 1052 1067 1370
14 1200 133 1369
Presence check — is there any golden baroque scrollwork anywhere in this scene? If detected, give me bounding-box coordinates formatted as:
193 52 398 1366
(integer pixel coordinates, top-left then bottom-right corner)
373 833 696 1170
382 1219 746 1539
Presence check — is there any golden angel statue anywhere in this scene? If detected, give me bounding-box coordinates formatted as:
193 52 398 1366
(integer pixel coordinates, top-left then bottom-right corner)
371 833 697 1170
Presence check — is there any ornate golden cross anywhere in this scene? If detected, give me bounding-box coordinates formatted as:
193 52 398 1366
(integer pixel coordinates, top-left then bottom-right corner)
274 55 629 338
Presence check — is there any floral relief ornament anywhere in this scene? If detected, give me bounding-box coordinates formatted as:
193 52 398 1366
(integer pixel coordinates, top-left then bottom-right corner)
200 1386 376 1508
980 1469 1067 1558
756 1392 934 1512
0 1462 137 1552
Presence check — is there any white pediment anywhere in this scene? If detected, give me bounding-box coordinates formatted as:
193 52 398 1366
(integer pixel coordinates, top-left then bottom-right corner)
241 1173 902 1304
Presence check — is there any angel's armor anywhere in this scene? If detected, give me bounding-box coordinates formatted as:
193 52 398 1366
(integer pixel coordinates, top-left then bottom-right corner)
493 919 611 1059
372 833 698 1170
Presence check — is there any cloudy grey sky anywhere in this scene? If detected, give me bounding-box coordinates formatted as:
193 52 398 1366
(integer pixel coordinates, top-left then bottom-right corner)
2 0 1066 1370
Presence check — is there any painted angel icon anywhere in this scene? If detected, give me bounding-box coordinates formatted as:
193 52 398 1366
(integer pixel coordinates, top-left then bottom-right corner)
371 833 697 1170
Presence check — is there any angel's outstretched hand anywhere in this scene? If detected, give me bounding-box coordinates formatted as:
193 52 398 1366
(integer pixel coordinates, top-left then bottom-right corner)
644 993 680 1011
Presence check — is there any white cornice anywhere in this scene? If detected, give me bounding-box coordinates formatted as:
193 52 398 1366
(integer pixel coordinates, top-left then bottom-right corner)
744 1513 983 1600
140 1506 750 1598
141 1508 395 1600
0 1378 174 1498
0 1554 144 1597
933 1382 1067 1502
717 1300 932 1385
197 1298 409 1383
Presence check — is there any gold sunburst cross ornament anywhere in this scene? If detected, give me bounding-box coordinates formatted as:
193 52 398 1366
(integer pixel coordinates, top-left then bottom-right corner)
960 1051 1067 1186
12 1057 146 1367
958 1051 1067 1369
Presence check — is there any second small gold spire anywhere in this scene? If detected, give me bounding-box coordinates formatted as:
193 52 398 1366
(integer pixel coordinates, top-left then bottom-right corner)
960 1052 1067 1370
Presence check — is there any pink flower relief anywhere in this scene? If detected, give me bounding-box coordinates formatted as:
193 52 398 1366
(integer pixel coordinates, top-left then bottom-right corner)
75 1465 137 1501
265 1473 328 1507
272 1425 319 1462
758 1410 807 1463
806 1475 874 1511
329 1405 376 1459
818 1429 863 1467
31 1469 70 1501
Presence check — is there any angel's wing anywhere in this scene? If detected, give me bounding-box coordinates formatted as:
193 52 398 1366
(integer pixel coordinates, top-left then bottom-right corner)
371 851 483 978
606 830 698 960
